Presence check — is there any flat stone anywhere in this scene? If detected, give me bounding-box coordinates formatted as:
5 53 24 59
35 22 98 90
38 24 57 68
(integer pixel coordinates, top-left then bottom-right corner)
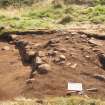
88 38 103 46
11 34 18 40
27 51 36 56
35 57 43 65
38 51 46 57
71 63 77 69
66 62 71 66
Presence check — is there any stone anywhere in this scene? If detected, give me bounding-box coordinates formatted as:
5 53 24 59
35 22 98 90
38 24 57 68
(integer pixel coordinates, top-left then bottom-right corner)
94 74 105 81
25 45 31 49
59 55 66 60
32 71 37 75
38 51 45 57
85 55 90 58
2 46 10 51
48 50 58 56
86 88 98 92
48 38 60 44
57 47 67 53
53 57 60 63
35 57 43 65
26 78 35 84
39 64 51 71
71 63 77 69
88 38 103 46
66 62 71 66
27 51 36 56
21 40 29 45
80 34 87 38
97 53 105 69
71 32 77 35
11 34 18 40
41 57 49 63
65 36 70 40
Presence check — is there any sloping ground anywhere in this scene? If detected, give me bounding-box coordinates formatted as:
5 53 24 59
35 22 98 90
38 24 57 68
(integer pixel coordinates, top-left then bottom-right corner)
0 29 105 100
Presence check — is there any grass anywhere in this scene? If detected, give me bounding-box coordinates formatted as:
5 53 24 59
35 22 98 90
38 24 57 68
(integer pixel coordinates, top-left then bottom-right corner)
0 96 105 105
0 4 105 31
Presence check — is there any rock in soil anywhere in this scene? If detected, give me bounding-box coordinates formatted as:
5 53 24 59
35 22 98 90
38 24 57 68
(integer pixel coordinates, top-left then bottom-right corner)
70 63 77 69
59 55 66 60
2 46 10 51
35 57 43 65
38 51 46 57
27 50 36 57
88 38 103 46
38 64 51 74
97 53 105 69
93 74 105 81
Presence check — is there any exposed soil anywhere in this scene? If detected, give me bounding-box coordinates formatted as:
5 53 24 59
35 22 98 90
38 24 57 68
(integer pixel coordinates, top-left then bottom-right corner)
0 29 105 100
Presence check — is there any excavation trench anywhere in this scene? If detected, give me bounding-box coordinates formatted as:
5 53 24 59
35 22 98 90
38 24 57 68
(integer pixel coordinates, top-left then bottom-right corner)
1 30 105 99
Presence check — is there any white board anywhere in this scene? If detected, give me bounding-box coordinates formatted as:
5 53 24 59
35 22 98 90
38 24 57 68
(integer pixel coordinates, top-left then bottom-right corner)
68 82 83 91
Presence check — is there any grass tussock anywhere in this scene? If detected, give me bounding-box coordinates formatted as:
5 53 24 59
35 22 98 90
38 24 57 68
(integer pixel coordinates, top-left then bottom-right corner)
0 96 105 105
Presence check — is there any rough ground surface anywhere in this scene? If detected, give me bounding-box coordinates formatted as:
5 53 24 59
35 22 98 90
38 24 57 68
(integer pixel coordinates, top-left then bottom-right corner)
0 29 105 100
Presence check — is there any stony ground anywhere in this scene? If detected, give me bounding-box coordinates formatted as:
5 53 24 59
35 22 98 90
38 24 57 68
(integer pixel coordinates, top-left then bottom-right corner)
0 29 105 100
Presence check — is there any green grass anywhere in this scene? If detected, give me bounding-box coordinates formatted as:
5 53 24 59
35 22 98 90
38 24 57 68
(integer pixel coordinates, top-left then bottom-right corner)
0 4 105 31
0 96 105 105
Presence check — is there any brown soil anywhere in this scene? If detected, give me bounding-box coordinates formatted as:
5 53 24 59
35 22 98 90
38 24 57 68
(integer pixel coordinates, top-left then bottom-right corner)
0 29 105 100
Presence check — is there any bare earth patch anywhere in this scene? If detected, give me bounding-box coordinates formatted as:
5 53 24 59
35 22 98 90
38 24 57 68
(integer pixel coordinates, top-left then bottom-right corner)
0 29 105 100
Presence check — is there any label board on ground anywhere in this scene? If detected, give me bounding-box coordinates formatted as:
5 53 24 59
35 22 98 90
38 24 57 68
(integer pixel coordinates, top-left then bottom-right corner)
68 82 83 92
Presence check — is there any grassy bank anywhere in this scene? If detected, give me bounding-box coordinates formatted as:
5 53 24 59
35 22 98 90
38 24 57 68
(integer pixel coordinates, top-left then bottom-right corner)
0 96 105 105
0 4 105 30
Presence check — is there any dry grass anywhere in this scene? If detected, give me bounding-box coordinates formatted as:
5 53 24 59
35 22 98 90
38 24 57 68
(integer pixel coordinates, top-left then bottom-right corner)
0 96 105 105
